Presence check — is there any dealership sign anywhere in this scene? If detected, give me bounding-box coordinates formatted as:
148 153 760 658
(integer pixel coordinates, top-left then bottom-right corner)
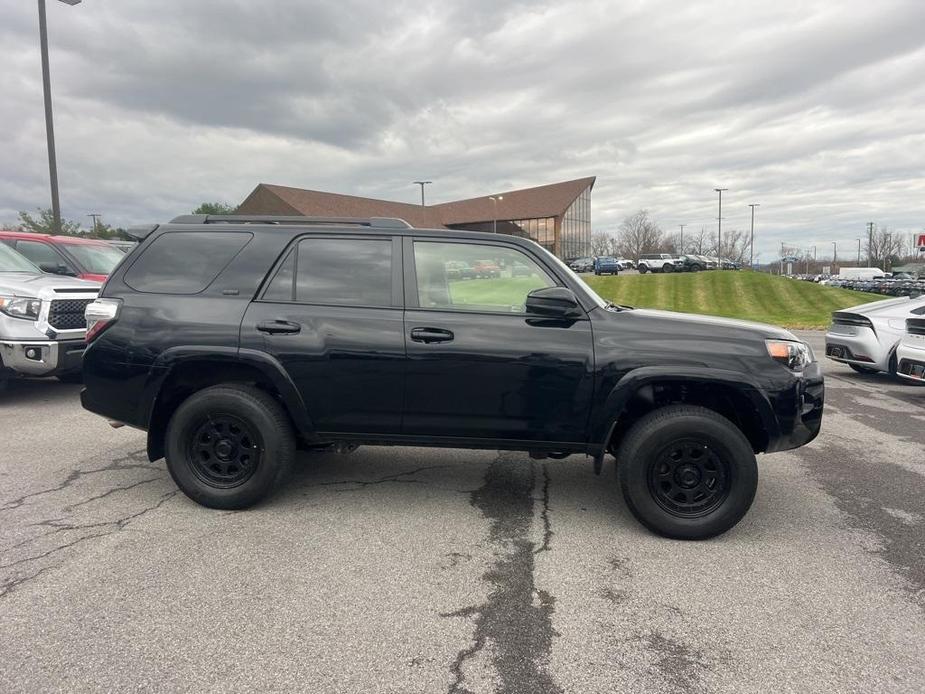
918 233 925 253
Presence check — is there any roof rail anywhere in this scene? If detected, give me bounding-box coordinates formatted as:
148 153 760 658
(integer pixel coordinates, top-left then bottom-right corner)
169 214 413 229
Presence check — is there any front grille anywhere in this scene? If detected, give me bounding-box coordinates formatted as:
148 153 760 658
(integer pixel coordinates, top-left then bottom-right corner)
907 318 925 336
48 298 94 330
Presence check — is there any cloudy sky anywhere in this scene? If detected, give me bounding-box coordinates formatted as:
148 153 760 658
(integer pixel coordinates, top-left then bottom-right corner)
2 0 924 261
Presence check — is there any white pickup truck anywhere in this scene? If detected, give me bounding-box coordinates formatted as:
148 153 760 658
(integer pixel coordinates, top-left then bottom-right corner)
637 253 683 274
0 242 99 390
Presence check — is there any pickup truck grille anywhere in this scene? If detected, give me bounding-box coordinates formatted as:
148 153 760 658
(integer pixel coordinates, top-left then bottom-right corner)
48 298 94 330
907 318 925 336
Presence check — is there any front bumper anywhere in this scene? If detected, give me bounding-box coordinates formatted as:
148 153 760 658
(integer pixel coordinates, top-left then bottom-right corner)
0 339 86 377
765 360 825 453
824 325 888 371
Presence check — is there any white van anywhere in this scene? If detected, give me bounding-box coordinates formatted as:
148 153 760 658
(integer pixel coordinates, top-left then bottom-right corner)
838 267 885 280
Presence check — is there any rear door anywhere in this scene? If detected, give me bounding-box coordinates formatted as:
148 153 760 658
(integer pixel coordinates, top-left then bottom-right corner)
402 237 595 443
240 235 406 435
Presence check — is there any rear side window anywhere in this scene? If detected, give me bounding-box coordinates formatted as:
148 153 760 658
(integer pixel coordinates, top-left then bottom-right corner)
124 232 252 294
262 237 392 307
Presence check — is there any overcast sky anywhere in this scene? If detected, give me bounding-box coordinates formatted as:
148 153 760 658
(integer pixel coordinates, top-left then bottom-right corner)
2 0 924 261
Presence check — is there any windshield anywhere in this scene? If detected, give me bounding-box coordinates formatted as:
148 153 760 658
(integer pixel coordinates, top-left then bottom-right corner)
0 242 41 273
60 242 124 275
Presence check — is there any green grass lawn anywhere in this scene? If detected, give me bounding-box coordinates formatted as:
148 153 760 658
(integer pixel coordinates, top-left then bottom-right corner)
584 271 880 329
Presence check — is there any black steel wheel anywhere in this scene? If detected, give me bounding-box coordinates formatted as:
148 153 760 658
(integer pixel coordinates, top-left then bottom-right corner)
166 384 294 509
616 405 757 540
188 414 262 488
647 439 730 518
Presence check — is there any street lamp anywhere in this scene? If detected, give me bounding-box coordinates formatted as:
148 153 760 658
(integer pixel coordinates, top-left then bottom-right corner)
832 241 837 270
412 180 431 206
856 238 861 265
38 0 82 235
489 195 503 233
679 224 686 252
714 188 727 264
747 203 759 269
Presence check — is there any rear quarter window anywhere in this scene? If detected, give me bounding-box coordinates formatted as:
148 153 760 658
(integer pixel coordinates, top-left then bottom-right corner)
124 231 252 294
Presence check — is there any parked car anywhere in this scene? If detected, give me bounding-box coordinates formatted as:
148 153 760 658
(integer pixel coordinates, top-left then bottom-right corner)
472 259 501 278
824 295 925 376
82 214 824 540
593 256 620 275
616 258 635 271
0 231 125 282
637 253 683 274
0 242 99 389
678 255 707 272
445 261 474 280
896 318 925 382
568 257 594 273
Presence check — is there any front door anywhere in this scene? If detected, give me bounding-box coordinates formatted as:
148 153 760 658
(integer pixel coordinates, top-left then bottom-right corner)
240 235 405 435
402 238 595 443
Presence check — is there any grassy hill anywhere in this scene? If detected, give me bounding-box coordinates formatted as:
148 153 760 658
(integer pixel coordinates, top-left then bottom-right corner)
584 271 880 329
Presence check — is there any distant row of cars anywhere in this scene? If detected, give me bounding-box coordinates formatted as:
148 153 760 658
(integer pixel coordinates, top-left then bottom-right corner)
567 253 740 275
444 259 537 279
825 294 925 384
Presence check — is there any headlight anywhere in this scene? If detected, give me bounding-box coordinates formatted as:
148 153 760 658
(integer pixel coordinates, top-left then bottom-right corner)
0 295 41 320
766 339 813 371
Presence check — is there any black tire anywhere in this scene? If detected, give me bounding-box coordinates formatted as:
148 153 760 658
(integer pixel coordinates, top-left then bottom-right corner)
616 405 757 540
594 270 601 276
848 363 878 375
691 264 702 272
165 384 294 510
663 264 674 273
56 371 83 384
638 265 648 274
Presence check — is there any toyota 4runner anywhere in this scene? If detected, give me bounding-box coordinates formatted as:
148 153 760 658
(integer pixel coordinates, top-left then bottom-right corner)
1 242 99 389
81 215 824 539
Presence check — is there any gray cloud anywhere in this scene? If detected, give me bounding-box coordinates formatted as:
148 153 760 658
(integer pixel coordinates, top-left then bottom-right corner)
1 0 924 261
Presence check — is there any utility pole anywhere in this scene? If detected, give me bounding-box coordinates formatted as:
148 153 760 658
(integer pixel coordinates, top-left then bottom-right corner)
714 188 727 264
412 181 431 206
832 241 837 271
748 203 759 269
87 213 101 235
489 196 503 234
856 238 861 265
679 224 685 252
779 241 784 276
867 221 875 266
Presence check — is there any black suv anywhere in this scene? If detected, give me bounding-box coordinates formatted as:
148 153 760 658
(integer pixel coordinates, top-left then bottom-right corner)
81 215 824 539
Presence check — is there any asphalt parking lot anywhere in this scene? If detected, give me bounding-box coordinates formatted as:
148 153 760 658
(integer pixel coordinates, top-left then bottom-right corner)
1 330 923 693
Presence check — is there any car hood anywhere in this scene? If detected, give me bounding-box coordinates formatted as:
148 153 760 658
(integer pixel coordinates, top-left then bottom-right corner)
622 308 798 342
0 271 101 296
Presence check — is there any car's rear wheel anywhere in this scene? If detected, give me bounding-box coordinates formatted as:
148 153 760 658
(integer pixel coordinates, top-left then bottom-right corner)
616 405 757 540
638 265 648 274
663 264 674 273
848 363 878 374
165 384 294 509
691 264 702 272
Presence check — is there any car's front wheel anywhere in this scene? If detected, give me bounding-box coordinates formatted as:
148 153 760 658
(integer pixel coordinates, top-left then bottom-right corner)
663 264 674 273
165 384 294 509
616 405 757 540
638 265 648 274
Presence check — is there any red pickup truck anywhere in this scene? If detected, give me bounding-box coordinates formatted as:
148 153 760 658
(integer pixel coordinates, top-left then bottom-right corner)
0 231 124 282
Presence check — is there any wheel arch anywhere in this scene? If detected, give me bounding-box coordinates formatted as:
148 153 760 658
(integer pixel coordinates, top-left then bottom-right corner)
143 347 314 462
595 367 779 458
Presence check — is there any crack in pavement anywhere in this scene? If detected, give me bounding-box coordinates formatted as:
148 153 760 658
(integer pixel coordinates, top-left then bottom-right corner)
313 465 452 492
0 490 179 601
444 454 562 694
0 449 152 513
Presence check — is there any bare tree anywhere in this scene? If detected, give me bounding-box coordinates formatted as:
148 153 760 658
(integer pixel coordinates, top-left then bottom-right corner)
717 229 750 264
616 210 663 261
590 231 613 256
864 225 906 270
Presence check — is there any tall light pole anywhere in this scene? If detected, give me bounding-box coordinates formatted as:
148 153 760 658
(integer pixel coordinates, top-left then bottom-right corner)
38 0 82 235
867 221 874 266
489 196 503 233
714 188 727 264
748 203 759 269
832 241 837 271
679 224 686 252
412 181 431 206
856 238 861 265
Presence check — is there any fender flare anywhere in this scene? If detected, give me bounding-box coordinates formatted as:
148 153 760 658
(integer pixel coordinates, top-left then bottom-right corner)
591 365 781 449
142 346 316 458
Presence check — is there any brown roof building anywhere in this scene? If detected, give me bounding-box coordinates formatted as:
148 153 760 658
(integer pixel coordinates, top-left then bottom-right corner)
237 176 594 259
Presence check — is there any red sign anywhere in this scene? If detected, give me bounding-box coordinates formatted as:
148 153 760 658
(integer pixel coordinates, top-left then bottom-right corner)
918 234 925 252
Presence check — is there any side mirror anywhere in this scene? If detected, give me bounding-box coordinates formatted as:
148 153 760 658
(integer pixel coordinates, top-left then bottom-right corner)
525 286 583 318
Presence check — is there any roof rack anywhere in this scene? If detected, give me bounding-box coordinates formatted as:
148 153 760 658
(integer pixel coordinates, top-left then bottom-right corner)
169 214 413 229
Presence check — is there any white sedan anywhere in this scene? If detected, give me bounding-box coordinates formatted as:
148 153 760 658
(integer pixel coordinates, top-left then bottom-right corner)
896 317 925 382
824 295 925 376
